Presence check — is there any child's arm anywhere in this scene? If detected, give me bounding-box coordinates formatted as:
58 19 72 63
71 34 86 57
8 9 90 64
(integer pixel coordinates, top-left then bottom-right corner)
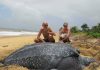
67 27 71 37
48 27 56 36
37 28 42 39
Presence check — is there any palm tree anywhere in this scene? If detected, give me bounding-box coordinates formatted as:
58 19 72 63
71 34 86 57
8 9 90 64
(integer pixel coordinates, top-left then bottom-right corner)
81 23 89 32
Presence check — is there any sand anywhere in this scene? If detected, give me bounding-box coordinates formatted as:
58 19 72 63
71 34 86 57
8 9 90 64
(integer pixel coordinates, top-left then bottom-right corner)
0 35 37 60
0 35 58 60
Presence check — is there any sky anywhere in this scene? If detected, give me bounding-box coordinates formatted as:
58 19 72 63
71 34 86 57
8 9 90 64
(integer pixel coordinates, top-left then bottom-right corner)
0 0 100 31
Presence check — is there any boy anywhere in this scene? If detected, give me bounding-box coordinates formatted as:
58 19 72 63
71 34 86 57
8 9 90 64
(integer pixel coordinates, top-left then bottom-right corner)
34 21 56 43
59 22 71 43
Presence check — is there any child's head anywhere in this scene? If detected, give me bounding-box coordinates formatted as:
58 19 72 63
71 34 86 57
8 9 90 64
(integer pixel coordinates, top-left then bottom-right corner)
63 22 68 27
42 21 48 28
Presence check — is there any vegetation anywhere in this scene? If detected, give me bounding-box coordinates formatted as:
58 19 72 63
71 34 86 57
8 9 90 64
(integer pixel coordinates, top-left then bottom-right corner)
81 23 89 32
71 26 79 33
71 23 100 38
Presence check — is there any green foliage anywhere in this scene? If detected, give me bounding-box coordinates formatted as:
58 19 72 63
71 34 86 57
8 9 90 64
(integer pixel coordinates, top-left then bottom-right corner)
87 23 100 38
72 23 100 38
87 32 100 38
91 23 100 33
81 23 89 32
71 26 79 33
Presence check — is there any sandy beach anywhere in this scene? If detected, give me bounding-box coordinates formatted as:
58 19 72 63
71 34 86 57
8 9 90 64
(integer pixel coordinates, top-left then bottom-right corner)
0 35 36 70
0 34 100 70
0 34 59 60
0 35 36 60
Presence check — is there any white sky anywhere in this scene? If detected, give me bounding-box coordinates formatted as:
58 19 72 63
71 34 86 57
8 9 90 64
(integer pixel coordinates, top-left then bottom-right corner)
0 0 100 31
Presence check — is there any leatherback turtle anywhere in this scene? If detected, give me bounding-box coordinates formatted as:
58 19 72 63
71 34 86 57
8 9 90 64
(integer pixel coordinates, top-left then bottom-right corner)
0 43 95 70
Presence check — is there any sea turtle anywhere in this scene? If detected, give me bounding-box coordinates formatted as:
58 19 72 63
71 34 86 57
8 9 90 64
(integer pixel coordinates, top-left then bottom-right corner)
0 43 95 70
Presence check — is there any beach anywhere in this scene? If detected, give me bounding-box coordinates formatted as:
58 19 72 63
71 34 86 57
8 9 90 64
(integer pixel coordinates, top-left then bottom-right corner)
0 34 58 60
0 31 59 70
0 33 100 70
0 31 38 60
0 35 36 70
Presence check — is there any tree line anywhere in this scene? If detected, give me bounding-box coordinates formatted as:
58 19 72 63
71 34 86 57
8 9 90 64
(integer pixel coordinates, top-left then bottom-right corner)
71 23 100 38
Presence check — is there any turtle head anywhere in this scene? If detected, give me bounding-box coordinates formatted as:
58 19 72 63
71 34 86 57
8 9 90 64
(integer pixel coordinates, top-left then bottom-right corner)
83 57 96 66
79 56 96 67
